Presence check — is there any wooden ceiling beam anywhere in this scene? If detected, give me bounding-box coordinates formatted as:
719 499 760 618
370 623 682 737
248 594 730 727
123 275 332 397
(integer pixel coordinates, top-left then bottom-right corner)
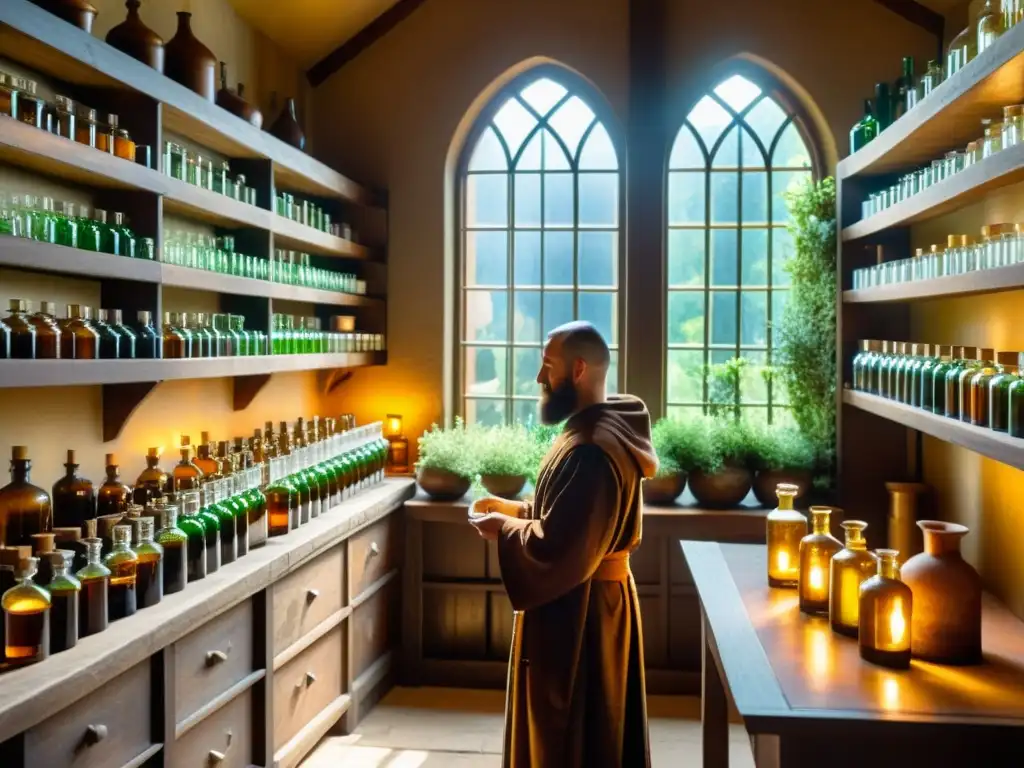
872 0 945 40
307 0 429 87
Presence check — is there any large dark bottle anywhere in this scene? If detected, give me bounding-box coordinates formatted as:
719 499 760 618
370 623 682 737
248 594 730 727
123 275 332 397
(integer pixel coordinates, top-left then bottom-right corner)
109 309 137 359
2 299 37 359
105 0 165 72
60 304 100 359
29 300 61 359
0 447 52 547
97 454 132 517
134 310 162 359
52 449 96 531
134 447 169 503
177 491 207 582
194 433 220 478
94 309 123 359
164 11 217 102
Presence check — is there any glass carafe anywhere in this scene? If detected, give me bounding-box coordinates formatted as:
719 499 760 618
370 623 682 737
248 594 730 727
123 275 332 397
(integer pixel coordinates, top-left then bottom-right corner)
45 551 79 653
103 525 137 621
829 521 877 637
3 556 50 664
75 538 110 638
52 449 96 530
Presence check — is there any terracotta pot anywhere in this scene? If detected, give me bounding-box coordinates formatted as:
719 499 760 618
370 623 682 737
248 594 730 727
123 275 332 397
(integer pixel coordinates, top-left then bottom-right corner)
216 62 263 128
901 520 982 665
753 469 813 508
480 474 527 499
688 466 753 508
105 0 164 73
416 467 470 501
33 0 97 33
165 11 217 102
642 472 687 505
270 97 306 151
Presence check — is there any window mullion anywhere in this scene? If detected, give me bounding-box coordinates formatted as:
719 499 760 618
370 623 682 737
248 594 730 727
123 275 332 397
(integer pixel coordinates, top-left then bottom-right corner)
735 127 743 420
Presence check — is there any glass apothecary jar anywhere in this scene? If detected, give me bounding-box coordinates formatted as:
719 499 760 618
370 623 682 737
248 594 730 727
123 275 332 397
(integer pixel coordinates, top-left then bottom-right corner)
978 0 1005 53
164 141 185 181
75 106 97 149
1002 0 1023 30
983 121 1005 158
830 520 877 637
988 351 1020 432
16 78 44 129
798 507 842 616
52 96 75 141
947 26 975 76
0 72 19 118
858 549 912 669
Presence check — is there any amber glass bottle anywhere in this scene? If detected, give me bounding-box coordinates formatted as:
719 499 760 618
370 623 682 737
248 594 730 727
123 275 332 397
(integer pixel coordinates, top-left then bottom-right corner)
97 454 132 516
52 449 96 531
798 507 842 616
829 520 877 637
154 501 187 595
173 441 204 492
162 311 187 359
75 538 110 638
29 300 61 359
133 516 163 609
134 447 170 503
957 348 993 423
3 299 37 359
765 483 806 588
858 549 912 669
3 556 50 664
45 550 79 653
969 355 1003 428
60 304 100 360
194 436 220 478
266 458 293 538
103 525 137 621
0 446 53 547
0 546 27 659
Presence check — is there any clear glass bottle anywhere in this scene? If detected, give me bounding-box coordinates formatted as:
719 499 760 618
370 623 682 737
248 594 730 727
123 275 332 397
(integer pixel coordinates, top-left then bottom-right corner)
988 351 1019 432
858 549 912 669
97 454 132 517
766 483 806 588
246 460 268 549
947 26 975 76
177 491 207 583
798 506 842 616
50 449 95 531
103 526 137 621
153 501 187 595
829 520 877 637
978 0 1005 53
45 551 79 653
3 556 50 663
53 95 76 140
133 516 163 609
918 59 944 100
61 304 100 360
75 538 110 638
1004 0 1024 30
30 300 61 360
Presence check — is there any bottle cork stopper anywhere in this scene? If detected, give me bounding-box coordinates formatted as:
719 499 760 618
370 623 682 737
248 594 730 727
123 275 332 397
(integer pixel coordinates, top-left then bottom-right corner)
201 431 210 443
30 532 55 554
66 449 76 464
0 545 32 567
11 446 28 460
98 514 124 537
181 435 192 446
83 518 98 539
980 347 995 359
996 351 1018 366
52 526 83 542
106 453 117 466
148 447 160 457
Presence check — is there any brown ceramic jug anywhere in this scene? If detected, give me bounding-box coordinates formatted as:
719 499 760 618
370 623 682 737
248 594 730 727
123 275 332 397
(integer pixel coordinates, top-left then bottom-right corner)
216 62 263 128
32 0 98 32
105 0 164 73
270 97 306 151
165 11 217 102
900 520 982 665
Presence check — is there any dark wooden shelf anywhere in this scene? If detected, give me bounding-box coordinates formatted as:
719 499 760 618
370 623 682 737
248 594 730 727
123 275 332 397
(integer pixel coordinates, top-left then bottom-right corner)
0 119 377 258
0 352 385 389
838 21 1024 179
0 237 161 282
842 141 1024 241
843 262 1024 303
0 0 380 205
843 390 1024 471
160 264 382 306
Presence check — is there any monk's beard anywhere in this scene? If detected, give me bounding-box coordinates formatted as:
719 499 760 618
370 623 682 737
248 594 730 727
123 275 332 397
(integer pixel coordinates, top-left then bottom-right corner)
540 379 578 424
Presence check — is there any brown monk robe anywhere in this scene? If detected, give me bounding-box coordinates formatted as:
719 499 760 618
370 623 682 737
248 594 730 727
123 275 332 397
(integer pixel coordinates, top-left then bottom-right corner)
497 395 657 768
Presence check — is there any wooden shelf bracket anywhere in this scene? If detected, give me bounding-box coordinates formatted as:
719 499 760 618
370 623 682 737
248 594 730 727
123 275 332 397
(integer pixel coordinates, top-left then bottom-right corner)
233 374 273 411
102 381 159 442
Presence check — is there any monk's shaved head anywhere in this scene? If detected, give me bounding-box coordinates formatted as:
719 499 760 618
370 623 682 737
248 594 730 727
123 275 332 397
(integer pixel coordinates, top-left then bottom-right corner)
546 321 610 369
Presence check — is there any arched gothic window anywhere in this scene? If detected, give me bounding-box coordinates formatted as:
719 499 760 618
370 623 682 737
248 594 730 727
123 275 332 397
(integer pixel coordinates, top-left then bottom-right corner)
665 73 817 424
460 72 621 426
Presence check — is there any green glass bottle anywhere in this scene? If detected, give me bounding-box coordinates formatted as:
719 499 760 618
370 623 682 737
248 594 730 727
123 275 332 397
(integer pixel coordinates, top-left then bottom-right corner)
944 346 976 419
880 342 903 399
226 471 250 558
907 343 933 407
850 99 880 154
1008 367 1024 437
988 352 1019 433
209 476 237 566
867 341 890 396
196 486 221 574
45 550 79 653
75 538 109 638
921 345 952 413
153 501 187 595
176 492 207 583
894 343 917 404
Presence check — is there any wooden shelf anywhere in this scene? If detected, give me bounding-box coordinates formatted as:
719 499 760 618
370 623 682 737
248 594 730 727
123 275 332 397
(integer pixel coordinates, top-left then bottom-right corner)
0 352 385 388
0 119 377 259
160 264 381 306
0 0 380 205
0 237 161 282
838 21 1024 179
844 261 1024 303
842 141 1024 241
843 390 1024 471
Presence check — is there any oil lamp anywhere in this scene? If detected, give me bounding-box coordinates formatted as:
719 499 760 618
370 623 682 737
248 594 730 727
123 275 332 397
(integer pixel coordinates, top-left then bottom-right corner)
384 414 409 474
858 548 912 669
829 520 877 637
766 483 806 588
798 506 842 616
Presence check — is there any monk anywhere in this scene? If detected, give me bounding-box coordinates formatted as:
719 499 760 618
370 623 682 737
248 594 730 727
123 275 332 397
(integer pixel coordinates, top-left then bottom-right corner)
470 321 657 768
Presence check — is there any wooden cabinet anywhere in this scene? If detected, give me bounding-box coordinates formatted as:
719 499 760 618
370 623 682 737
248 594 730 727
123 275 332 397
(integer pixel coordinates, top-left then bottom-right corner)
0 480 415 768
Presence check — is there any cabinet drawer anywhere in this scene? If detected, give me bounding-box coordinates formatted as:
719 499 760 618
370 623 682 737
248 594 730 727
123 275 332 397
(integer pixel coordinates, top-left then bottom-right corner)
24 660 152 768
352 579 398 679
174 599 255 726
273 626 343 749
174 687 253 768
272 546 345 655
349 513 400 600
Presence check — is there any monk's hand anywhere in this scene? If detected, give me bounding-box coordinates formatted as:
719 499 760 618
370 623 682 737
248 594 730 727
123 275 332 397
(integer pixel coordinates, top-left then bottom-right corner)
468 512 511 541
471 496 524 518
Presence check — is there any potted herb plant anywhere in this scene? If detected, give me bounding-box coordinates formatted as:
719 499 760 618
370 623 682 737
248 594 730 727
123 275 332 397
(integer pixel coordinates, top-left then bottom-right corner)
416 418 476 500
687 416 755 508
644 418 701 505
526 421 562 485
748 422 816 507
477 423 534 498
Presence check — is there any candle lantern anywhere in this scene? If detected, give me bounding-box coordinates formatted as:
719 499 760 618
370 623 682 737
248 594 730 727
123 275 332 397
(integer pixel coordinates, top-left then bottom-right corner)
829 520 877 637
858 549 912 669
766 483 806 588
384 414 409 474
798 506 842 616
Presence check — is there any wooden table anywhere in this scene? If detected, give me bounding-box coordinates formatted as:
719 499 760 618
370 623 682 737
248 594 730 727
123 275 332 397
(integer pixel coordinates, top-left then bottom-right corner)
683 541 1024 768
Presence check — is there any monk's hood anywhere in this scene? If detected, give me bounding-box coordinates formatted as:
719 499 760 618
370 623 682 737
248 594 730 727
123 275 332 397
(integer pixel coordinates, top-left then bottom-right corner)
568 395 658 480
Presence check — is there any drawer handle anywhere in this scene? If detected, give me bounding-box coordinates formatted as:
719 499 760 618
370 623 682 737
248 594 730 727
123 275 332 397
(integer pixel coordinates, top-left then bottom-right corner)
205 649 230 666
369 541 380 558
296 671 317 689
208 750 226 764
306 588 320 602
84 724 108 746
